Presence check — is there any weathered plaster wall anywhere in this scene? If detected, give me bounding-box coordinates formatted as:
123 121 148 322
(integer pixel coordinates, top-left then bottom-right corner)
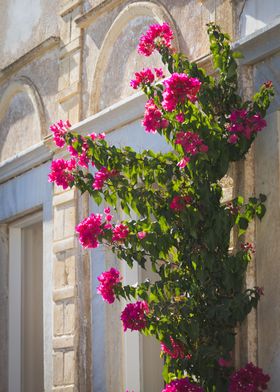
0 47 59 163
238 0 280 38
0 0 59 69
255 111 280 391
82 0 233 117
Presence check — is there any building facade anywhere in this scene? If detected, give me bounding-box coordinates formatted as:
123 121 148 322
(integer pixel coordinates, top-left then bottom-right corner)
0 0 280 391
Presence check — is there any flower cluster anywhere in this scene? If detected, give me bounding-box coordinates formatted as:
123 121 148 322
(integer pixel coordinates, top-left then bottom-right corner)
97 268 121 304
93 167 118 190
48 158 76 189
68 138 90 168
175 131 208 167
228 363 270 392
170 195 192 212
218 354 232 368
50 120 71 148
162 378 204 392
162 73 201 111
227 110 266 144
241 242 255 254
112 224 129 242
130 67 164 89
161 337 186 359
142 98 169 133
138 22 174 56
121 301 149 331
76 213 103 248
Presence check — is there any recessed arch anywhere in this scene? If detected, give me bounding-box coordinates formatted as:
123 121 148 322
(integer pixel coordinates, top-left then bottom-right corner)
0 76 46 138
90 1 180 114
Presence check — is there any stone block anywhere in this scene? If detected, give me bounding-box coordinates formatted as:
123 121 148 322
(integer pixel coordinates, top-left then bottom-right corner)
60 13 72 46
64 301 76 334
58 56 70 91
53 259 66 289
54 206 65 241
65 252 76 286
53 189 76 207
64 350 75 384
63 202 76 238
53 335 74 350
53 237 76 254
70 51 81 85
54 303 64 336
53 351 64 386
53 286 76 302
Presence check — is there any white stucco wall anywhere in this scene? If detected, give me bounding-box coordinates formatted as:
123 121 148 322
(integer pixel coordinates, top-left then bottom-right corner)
0 0 59 69
239 0 280 37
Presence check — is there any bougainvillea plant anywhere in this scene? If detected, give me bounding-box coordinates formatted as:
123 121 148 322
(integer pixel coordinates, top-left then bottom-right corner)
49 23 274 391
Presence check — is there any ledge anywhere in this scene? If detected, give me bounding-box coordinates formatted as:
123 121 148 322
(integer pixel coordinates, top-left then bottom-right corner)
233 17 280 65
72 91 146 135
75 0 123 28
0 142 53 184
0 36 60 84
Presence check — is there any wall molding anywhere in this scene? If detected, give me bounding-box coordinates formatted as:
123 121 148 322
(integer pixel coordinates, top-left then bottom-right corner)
233 17 280 65
0 141 52 185
89 0 179 113
0 36 60 85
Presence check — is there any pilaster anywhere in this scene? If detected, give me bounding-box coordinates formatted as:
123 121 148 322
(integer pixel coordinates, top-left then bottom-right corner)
52 1 83 390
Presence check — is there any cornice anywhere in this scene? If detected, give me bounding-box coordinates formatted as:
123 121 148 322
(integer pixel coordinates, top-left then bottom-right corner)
0 141 53 185
75 0 123 28
0 36 60 84
233 17 280 65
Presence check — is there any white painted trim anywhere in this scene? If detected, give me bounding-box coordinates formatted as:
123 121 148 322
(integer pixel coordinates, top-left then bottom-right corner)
8 226 21 392
8 212 47 392
0 142 52 184
233 17 280 65
72 91 146 135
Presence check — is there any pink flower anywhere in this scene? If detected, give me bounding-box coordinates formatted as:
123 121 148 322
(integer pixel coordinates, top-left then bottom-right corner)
97 268 121 304
218 355 232 368
130 68 155 89
137 231 147 239
138 22 174 56
48 158 76 189
162 73 201 111
112 224 129 241
227 110 266 143
142 98 169 133
162 377 204 392
104 207 111 214
177 157 190 168
176 113 185 123
50 120 71 148
93 167 118 190
76 213 103 248
228 134 239 144
161 337 186 359
228 363 270 392
241 242 255 254
170 195 192 212
154 67 165 78
175 132 208 157
105 214 113 222
98 133 106 140
88 132 97 140
121 301 149 331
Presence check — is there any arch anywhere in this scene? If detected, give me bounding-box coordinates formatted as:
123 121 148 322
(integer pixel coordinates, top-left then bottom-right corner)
90 1 180 114
0 76 46 138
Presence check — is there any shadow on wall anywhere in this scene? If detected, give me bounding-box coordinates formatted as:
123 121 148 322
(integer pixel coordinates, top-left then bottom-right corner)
0 78 45 162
